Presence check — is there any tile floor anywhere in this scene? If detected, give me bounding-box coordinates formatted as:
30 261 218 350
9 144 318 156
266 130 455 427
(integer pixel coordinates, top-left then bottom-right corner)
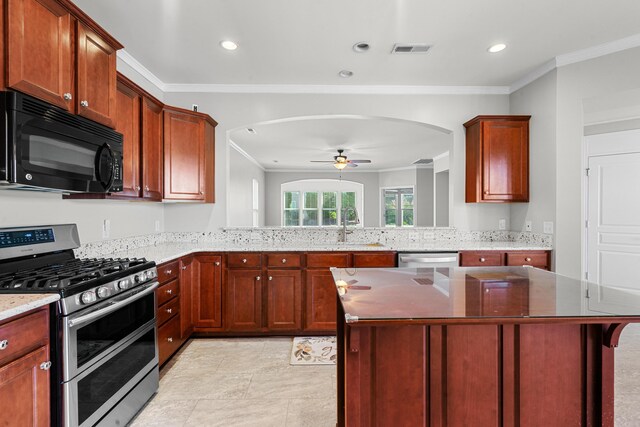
130 337 337 427
130 329 640 426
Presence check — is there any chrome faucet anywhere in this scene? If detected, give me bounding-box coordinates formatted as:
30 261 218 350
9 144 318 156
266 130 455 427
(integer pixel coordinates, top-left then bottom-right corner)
339 207 360 243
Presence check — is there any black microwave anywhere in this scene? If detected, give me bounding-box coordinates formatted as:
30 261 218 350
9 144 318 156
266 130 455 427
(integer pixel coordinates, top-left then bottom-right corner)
0 91 123 193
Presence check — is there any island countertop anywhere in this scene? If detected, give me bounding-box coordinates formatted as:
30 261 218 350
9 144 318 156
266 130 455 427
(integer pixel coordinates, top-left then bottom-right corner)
331 266 640 325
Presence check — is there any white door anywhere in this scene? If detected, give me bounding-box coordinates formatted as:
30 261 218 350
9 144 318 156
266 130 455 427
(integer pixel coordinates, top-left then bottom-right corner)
587 152 640 289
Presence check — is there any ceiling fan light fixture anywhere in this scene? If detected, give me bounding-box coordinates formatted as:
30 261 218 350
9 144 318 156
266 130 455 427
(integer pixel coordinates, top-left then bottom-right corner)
334 162 348 170
220 40 238 51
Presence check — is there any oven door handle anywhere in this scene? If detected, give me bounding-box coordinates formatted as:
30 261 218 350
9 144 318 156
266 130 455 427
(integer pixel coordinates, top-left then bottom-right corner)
68 282 159 328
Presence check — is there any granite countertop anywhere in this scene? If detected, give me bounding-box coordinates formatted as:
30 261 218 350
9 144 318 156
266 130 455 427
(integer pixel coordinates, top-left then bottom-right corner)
106 241 552 265
0 294 60 323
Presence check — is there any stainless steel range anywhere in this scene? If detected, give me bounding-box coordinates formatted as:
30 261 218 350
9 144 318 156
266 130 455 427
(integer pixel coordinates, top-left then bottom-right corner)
0 224 159 427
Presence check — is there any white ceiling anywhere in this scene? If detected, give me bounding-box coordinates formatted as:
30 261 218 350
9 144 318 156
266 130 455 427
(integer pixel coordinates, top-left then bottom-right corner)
229 116 451 171
74 0 640 87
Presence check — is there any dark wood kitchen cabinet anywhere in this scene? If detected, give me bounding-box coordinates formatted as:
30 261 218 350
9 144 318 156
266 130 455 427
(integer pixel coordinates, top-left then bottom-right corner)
163 106 217 202
266 269 302 331
179 256 194 338
192 254 224 332
0 307 50 426
304 268 339 332
464 115 530 203
226 269 263 331
459 250 551 270
4 0 122 127
113 78 141 198
141 95 164 201
156 260 182 365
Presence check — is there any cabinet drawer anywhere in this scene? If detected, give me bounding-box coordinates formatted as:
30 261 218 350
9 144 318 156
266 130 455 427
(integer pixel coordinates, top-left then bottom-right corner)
0 309 48 366
506 252 549 269
157 279 179 307
158 314 181 366
306 253 350 268
158 260 179 284
353 252 396 268
227 253 262 268
266 253 301 268
157 297 180 327
459 251 503 267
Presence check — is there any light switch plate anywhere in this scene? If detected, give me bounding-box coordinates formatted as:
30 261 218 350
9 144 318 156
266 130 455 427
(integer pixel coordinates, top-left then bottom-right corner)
525 221 532 232
155 220 161 232
499 219 506 230
423 231 435 240
543 221 554 234
102 219 111 239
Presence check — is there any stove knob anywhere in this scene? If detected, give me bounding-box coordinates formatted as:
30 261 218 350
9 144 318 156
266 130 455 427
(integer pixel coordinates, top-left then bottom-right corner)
118 280 130 290
97 287 110 299
81 291 96 304
134 274 143 283
145 271 153 280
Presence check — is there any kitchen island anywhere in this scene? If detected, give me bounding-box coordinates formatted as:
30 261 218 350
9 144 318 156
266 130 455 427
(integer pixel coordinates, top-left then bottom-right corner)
332 266 640 426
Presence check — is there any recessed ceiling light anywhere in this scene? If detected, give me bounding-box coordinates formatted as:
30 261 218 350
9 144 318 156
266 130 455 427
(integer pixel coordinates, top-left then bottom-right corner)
338 70 354 78
220 40 238 51
246 128 256 134
353 42 370 53
488 43 506 53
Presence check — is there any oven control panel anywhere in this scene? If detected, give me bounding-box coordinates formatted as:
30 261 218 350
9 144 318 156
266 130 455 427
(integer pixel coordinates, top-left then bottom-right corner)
59 267 157 315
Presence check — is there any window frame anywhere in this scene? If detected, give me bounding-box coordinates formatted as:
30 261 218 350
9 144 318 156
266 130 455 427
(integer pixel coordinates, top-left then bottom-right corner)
381 186 415 228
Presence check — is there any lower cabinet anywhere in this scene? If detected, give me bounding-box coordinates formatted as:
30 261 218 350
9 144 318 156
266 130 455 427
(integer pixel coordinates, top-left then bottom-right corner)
304 269 338 332
156 261 183 366
192 254 223 332
266 269 302 331
226 269 262 331
158 314 181 366
0 308 51 425
459 250 551 270
179 256 194 338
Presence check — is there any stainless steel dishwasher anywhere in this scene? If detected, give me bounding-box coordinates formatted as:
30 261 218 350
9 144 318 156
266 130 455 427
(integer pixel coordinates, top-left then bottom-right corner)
397 252 459 268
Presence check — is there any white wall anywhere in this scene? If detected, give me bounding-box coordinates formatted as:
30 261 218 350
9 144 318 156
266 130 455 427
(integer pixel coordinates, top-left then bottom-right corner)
163 92 511 232
264 171 379 227
509 70 557 239
416 168 434 227
227 147 266 226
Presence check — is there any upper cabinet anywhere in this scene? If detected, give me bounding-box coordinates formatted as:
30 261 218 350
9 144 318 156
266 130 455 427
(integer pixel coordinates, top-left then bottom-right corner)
163 107 216 202
4 0 122 128
464 115 530 203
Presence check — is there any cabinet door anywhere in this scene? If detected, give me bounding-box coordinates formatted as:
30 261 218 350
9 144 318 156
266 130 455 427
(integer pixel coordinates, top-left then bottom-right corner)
266 269 302 331
226 269 262 331
114 80 141 198
76 21 117 128
0 345 50 426
141 98 163 200
192 255 223 331
482 120 529 202
304 269 337 332
179 257 194 337
163 110 205 200
6 0 73 110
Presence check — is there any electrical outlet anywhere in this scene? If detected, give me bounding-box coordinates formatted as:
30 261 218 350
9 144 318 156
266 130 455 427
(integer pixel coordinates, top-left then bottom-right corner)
409 232 419 241
543 221 554 234
423 231 435 240
525 221 532 232
155 220 161 232
102 219 111 239
499 219 506 230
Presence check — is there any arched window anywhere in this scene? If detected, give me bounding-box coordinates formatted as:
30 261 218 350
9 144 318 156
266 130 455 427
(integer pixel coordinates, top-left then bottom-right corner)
281 179 364 227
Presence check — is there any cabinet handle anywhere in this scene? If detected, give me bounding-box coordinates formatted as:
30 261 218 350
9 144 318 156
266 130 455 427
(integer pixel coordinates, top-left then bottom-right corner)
215 261 220 266
145 186 150 191
80 100 89 108
282 259 287 264
484 191 489 195
199 191 204 195
40 361 52 370
0 340 8 350
166 308 172 314
166 289 172 295
242 259 247 263
63 92 72 101
269 276 273 281
479 258 486 262
182 266 187 270
166 269 172 275
525 257 532 262
136 186 141 191
167 337 173 343
256 276 261 281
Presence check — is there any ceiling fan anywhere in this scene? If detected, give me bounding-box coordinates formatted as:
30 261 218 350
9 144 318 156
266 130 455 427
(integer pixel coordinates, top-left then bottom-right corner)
310 149 372 170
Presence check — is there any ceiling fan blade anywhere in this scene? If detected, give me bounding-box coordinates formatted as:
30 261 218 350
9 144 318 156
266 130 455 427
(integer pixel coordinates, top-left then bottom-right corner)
349 159 371 164
310 161 335 163
347 163 358 167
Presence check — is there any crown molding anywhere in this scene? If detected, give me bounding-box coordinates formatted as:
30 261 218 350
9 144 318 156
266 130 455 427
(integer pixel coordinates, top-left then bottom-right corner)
162 84 510 95
228 141 266 171
118 34 640 97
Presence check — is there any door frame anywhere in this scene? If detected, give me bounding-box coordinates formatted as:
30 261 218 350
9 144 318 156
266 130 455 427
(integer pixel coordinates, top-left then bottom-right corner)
583 128 640 282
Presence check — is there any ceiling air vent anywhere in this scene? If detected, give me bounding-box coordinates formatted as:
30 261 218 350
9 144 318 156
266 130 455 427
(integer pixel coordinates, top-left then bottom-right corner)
413 158 433 165
392 43 431 54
